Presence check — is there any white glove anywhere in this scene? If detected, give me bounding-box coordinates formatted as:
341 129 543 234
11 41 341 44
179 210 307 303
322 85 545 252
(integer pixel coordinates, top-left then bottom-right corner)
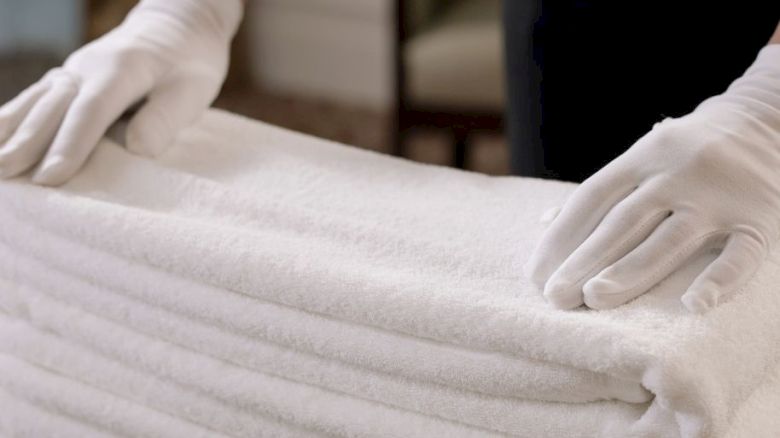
0 0 243 186
525 45 780 313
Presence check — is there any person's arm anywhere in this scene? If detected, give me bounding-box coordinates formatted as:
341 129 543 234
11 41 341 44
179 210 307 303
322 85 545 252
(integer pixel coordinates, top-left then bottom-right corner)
0 0 243 186
771 21 780 44
526 19 780 313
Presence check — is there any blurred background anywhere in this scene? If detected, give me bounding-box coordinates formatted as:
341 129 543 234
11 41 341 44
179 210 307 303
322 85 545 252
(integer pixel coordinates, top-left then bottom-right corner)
0 0 509 174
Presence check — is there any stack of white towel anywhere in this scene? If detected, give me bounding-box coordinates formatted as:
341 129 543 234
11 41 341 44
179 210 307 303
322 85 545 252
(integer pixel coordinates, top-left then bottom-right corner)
1 109 780 437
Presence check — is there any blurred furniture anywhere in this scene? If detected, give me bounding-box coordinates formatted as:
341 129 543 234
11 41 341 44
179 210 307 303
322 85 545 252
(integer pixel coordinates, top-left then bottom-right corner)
394 0 505 168
246 0 393 110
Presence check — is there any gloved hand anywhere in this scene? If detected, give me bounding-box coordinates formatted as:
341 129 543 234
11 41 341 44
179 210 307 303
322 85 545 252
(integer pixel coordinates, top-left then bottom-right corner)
525 45 780 313
0 0 243 186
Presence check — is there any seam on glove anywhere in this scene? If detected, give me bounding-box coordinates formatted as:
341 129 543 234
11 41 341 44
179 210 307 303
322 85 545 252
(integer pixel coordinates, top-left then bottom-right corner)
570 209 673 287
609 229 730 298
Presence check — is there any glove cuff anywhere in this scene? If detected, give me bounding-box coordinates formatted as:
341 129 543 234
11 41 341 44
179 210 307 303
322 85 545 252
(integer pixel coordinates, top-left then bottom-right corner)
746 44 780 76
693 44 780 132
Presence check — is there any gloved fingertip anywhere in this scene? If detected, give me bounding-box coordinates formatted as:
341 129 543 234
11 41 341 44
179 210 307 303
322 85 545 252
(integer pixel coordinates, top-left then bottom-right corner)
522 261 534 280
539 206 562 225
126 122 172 158
125 129 151 157
582 277 626 309
543 280 583 310
681 290 718 315
583 275 620 294
0 159 20 180
522 259 548 289
32 156 73 186
680 293 717 315
0 148 11 162
681 295 710 314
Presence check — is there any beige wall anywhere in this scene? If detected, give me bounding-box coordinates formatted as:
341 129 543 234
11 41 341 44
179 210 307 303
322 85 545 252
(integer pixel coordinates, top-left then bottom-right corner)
246 0 394 110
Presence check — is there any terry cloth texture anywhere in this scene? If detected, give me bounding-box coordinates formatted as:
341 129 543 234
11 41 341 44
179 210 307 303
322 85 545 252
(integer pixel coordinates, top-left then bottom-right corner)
1 109 780 437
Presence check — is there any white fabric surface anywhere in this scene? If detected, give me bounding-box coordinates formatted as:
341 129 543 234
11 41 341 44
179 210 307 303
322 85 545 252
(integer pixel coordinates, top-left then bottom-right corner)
0 109 779 437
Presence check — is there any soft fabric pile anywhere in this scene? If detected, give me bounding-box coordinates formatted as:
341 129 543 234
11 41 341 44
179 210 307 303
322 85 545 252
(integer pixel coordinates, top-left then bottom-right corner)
1 109 780 437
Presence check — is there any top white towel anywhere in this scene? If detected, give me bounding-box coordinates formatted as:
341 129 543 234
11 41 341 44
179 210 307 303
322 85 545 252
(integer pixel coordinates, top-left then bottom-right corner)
1 109 779 437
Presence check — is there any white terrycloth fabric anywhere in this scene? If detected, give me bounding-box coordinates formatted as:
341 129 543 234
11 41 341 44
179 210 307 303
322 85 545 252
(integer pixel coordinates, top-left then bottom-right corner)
1 109 780 437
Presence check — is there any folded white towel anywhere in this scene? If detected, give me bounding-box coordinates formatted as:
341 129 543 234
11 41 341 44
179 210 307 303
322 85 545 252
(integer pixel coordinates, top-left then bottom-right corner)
0 218 643 406
0 353 233 438
0 263 643 437
0 387 117 438
1 109 780 437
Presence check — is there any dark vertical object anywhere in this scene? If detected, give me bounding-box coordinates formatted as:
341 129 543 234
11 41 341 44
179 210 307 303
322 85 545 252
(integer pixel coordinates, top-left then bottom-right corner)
393 0 503 170
504 1 780 182
502 0 543 177
391 0 407 158
222 1 253 93
453 128 468 169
